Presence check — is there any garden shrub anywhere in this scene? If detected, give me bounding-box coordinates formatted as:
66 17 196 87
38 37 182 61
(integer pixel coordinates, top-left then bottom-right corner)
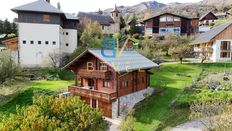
120 110 136 131
190 100 232 130
0 96 108 131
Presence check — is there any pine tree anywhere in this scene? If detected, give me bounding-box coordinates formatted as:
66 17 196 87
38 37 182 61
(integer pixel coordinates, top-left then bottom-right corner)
11 22 18 34
3 19 12 34
129 14 141 35
120 15 126 30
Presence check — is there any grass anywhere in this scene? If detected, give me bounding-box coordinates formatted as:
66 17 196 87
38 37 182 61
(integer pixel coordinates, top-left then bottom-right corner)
0 80 72 116
134 63 232 131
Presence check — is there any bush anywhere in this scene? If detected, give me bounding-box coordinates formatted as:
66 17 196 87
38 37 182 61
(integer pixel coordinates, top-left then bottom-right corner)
0 51 21 84
190 100 232 130
120 110 136 131
0 96 108 130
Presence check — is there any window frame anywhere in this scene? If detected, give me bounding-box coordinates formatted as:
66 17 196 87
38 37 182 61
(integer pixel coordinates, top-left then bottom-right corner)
43 14 50 22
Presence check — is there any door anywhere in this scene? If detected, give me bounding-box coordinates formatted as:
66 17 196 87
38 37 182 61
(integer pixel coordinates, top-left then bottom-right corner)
92 99 97 108
88 79 94 89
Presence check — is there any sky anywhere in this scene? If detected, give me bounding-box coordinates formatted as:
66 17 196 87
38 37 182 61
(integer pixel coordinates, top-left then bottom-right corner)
0 0 202 21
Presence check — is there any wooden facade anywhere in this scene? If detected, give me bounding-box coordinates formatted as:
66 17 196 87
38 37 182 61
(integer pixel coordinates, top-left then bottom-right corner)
199 12 218 26
65 51 152 118
2 37 18 51
144 13 199 36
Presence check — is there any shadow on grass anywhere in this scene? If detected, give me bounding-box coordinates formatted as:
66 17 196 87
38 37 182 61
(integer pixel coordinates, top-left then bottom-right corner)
0 88 56 115
134 87 181 124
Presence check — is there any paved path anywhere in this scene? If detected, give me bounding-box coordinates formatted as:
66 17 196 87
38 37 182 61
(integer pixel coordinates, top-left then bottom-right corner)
105 117 123 131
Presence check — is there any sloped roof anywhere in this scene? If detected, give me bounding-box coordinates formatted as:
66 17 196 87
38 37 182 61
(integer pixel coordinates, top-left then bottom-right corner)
65 13 79 20
64 49 158 72
199 11 218 21
78 12 114 26
192 20 232 45
143 12 191 22
11 0 63 14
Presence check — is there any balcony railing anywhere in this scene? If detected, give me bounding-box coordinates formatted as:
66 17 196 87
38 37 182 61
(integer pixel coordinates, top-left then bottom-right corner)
68 86 117 102
77 69 111 79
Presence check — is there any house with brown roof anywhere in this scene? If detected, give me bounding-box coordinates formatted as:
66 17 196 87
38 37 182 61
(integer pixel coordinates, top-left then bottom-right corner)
192 21 232 62
143 12 199 36
199 11 218 26
63 49 158 118
78 5 120 34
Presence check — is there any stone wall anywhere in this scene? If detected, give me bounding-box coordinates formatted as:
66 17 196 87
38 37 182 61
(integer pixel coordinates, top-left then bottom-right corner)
112 87 155 119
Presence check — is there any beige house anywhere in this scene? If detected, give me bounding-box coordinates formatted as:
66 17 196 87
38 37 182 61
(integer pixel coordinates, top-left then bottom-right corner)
192 21 232 62
78 5 120 34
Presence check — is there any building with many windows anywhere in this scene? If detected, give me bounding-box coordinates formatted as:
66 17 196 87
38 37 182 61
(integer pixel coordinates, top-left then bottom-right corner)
64 49 158 118
143 13 199 36
192 21 232 62
11 0 78 67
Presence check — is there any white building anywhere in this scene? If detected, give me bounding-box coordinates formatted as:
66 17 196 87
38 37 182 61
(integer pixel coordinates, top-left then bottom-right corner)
12 0 78 67
192 21 232 62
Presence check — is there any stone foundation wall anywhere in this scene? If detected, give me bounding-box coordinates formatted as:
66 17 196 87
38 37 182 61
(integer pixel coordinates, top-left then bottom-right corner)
112 87 155 119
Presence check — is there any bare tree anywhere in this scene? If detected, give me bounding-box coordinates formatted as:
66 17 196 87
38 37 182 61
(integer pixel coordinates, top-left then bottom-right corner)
198 46 214 64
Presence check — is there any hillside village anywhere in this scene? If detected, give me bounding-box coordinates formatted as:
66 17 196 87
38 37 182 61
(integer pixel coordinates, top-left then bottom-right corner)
0 0 232 131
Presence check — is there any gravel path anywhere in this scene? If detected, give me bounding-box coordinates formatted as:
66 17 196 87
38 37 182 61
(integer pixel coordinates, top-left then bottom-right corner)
171 120 207 131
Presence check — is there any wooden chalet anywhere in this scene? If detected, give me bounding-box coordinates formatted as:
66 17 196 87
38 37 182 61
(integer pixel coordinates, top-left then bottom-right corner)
63 49 158 118
199 11 218 26
143 12 199 36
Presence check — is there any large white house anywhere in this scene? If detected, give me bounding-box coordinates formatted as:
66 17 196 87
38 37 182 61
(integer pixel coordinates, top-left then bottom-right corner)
192 21 232 62
12 0 78 67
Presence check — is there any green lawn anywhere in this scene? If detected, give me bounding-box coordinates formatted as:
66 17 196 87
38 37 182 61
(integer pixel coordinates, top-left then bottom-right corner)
134 63 232 131
0 80 72 115
1 63 232 130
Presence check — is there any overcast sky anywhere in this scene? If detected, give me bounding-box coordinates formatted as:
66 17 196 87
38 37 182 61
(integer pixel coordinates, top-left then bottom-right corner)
0 0 202 21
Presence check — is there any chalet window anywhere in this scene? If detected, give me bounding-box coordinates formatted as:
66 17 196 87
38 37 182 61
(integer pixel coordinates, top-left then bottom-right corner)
160 16 166 22
53 41 56 45
38 41 42 44
116 13 118 17
45 41 49 45
23 40 26 44
102 26 104 30
166 16 173 21
66 43 69 47
221 41 231 50
174 28 180 32
30 41 34 44
66 32 69 35
174 17 180 21
220 52 230 58
103 80 110 88
43 15 50 22
160 29 166 32
124 81 129 87
100 63 107 71
220 41 231 58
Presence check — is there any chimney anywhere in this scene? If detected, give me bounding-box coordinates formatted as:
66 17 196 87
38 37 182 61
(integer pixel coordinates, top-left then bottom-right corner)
46 0 50 3
57 2 61 10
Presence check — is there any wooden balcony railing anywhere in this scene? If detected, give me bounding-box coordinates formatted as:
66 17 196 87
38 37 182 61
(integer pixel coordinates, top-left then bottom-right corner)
68 86 117 102
77 69 111 79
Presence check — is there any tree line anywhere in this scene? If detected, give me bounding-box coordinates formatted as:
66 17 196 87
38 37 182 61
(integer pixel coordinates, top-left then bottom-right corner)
0 19 17 35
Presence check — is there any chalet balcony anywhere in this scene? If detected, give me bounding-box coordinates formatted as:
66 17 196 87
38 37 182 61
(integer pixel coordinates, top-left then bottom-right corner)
77 69 111 79
68 86 117 103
